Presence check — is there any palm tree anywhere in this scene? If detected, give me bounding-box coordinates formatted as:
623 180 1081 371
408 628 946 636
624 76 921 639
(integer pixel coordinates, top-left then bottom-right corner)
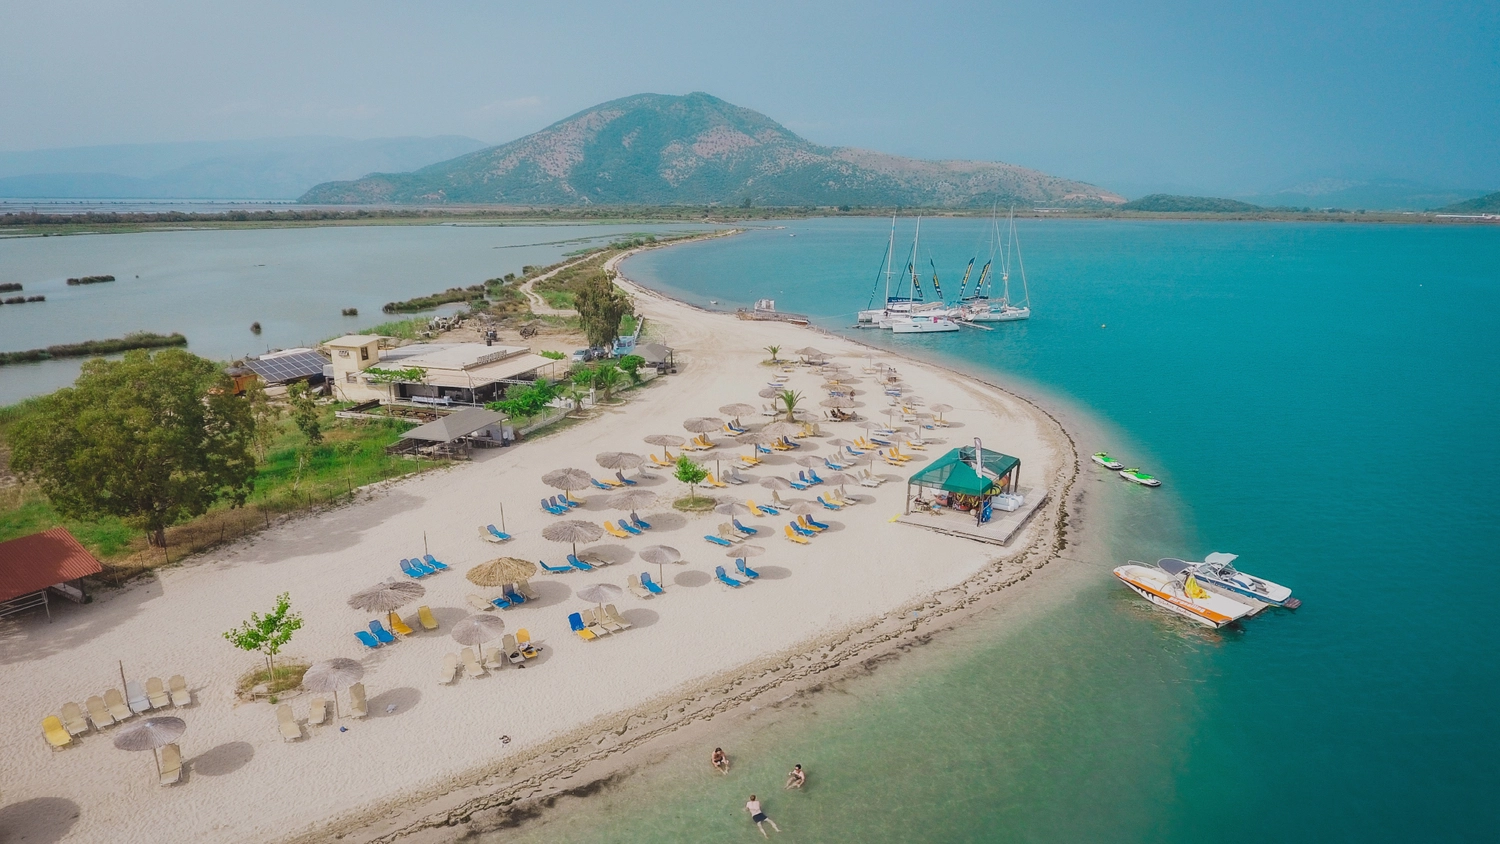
593 364 625 403
563 385 590 415
765 345 781 363
777 389 804 423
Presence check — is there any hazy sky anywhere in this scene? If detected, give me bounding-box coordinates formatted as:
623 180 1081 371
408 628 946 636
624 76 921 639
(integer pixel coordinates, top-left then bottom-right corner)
3 0 1496 194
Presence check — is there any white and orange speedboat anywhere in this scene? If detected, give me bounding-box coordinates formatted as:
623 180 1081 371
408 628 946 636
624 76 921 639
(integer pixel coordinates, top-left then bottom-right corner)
1112 563 1255 629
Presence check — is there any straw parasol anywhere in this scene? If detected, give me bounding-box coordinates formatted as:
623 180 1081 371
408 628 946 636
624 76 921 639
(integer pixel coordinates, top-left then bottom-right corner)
576 582 624 612
827 437 855 449
719 403 757 421
759 421 801 439
795 346 825 357
596 451 644 471
725 544 766 563
930 403 953 422
303 657 365 718
639 544 681 580
451 613 505 659
467 557 537 587
542 468 593 491
821 396 856 408
758 387 782 399
683 416 724 434
608 487 658 512
644 433 685 447
542 520 605 557
821 472 855 489
347 579 424 614
759 476 794 490
794 455 825 468
114 715 187 777
714 501 752 516
790 501 821 515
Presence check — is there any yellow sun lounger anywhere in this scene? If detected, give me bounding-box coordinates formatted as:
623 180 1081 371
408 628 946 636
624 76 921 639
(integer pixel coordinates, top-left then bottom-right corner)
42 716 72 750
604 521 633 539
417 605 439 630
784 524 810 545
705 472 728 488
388 611 414 636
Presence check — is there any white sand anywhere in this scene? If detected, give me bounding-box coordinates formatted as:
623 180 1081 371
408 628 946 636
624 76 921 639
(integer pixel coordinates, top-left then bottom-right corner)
0 252 1072 844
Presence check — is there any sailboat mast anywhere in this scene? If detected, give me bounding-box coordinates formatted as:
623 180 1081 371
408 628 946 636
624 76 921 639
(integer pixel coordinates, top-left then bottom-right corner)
911 216 922 299
1011 209 1030 308
884 214 896 305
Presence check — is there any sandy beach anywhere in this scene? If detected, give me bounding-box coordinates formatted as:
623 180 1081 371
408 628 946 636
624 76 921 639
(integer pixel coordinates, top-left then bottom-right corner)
0 240 1080 844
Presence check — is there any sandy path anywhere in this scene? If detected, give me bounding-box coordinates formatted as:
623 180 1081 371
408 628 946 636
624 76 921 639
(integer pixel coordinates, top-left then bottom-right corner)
516 256 588 316
0 239 1072 844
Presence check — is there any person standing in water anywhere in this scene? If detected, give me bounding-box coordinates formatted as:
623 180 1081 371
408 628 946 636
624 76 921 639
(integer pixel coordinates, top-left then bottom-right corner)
711 747 730 774
784 764 806 789
745 795 781 837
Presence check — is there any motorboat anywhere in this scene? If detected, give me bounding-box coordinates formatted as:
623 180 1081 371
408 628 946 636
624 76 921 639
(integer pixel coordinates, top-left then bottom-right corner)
1113 563 1255 629
1091 452 1124 470
1119 468 1161 487
1158 553 1300 609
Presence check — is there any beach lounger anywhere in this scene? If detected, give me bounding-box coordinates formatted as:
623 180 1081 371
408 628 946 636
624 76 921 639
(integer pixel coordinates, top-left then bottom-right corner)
569 612 598 641
732 517 758 535
146 677 171 709
736 558 761 579
542 498 567 515
783 524 810 545
762 404 778 417
717 524 744 543
276 704 301 742
604 521 632 539
516 628 539 658
439 652 458 685
704 534 733 547
590 478 613 490
42 716 72 749
714 566 745 588
809 470 826 484
488 524 512 541
627 574 652 599
565 491 584 507
106 689 138 720
502 585 526 605
86 696 116 729
859 469 883 487
631 513 653 530
539 558 573 574
727 467 748 483
605 604 633 629
641 572 666 595
400 559 425 579
418 605 439 631
616 470 638 486
728 521 754 539
484 647 505 671
517 578 539 600
480 525 504 543
369 620 396 644
423 554 449 571
467 594 495 612
349 682 368 718
590 607 624 634
60 702 90 736
490 594 513 610
308 696 330 726
356 630 382 648
567 554 596 572
168 675 190 707
502 634 526 665
801 514 829 531
650 453 673 468
817 495 843 511
584 608 612 636
388 612 414 636
788 477 809 490
126 681 152 714
745 499 777 517
740 454 762 467
791 520 818 537
771 491 795 510
461 647 487 678
825 457 849 471
618 519 644 536
705 472 728 488
159 743 181 785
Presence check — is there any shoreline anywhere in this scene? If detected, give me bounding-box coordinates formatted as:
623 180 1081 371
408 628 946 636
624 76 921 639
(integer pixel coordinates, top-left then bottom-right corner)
305 238 1094 844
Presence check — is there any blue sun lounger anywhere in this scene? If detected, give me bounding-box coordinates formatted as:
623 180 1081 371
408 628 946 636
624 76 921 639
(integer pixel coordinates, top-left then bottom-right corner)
542 498 567 515
563 493 583 508
805 513 831 530
590 478 614 490
751 502 778 517
616 470 638 486
704 535 733 547
809 470 825 484
400 560 425 579
789 478 810 490
539 559 573 574
641 572 666 594
567 554 595 572
422 554 449 571
503 585 526 604
355 630 381 649
491 594 512 610
817 495 842 511
631 513 652 531
732 518 758 535
756 444 774 455
368 620 395 644
735 558 760 579
487 525 512 541
618 519 644 536
790 522 817 538
714 566 744 587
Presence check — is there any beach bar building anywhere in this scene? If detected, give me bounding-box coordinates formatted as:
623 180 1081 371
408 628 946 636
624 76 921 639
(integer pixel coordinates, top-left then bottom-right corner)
388 407 511 457
0 528 104 621
905 446 1021 522
325 336 559 406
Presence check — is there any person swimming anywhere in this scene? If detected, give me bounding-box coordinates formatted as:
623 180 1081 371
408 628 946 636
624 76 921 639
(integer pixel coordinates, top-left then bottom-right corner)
745 794 781 837
711 747 729 774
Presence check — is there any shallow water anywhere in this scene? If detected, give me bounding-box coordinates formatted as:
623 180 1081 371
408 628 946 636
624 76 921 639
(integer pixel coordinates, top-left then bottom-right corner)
486 218 1500 842
0 223 710 404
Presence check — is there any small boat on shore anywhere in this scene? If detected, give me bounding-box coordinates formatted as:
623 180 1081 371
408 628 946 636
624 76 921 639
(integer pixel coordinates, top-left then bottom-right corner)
1092 452 1124 469
1113 563 1255 629
1119 468 1161 486
1158 553 1300 609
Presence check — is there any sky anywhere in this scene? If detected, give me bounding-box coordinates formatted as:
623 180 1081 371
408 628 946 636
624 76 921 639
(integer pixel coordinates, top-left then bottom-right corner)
2 0 1496 196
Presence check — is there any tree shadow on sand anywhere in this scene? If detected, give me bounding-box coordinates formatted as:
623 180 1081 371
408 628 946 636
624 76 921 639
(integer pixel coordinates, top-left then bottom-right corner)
191 740 255 777
0 797 80 843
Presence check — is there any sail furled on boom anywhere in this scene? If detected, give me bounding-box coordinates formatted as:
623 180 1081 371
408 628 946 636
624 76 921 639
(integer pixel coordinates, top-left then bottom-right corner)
955 259 975 300
970 261 992 300
909 261 923 298
929 260 943 299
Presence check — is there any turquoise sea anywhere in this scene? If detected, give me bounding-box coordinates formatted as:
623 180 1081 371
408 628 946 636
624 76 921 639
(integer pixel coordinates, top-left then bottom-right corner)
490 219 1499 842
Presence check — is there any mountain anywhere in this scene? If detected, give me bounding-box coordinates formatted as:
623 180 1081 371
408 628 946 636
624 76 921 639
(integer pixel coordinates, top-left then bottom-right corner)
1236 178 1490 212
300 93 1123 208
1435 191 1500 214
1120 194 1263 212
0 136 489 199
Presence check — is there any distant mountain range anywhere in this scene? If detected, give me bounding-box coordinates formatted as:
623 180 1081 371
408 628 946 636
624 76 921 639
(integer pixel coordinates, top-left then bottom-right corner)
1435 191 1500 214
300 92 1125 208
1119 194 1263 213
1233 178 1491 212
0 136 488 199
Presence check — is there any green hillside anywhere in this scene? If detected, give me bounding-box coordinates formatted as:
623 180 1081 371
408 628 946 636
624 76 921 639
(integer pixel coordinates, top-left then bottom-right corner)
1436 191 1500 213
1119 194 1264 212
300 93 1123 208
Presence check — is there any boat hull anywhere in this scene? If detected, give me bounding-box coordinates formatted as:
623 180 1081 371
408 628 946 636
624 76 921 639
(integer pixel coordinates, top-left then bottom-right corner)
1119 471 1161 486
966 306 1030 322
1113 565 1250 628
1091 453 1124 470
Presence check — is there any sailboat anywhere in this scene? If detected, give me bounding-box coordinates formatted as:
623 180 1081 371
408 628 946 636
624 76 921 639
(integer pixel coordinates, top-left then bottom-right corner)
858 216 958 333
961 208 1031 322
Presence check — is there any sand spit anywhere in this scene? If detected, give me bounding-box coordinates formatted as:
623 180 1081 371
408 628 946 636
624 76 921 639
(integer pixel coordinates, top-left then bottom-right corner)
0 235 1079 844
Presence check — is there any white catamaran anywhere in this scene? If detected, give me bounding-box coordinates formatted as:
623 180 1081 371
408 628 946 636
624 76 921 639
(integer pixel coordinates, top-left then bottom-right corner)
958 208 1031 323
857 215 959 333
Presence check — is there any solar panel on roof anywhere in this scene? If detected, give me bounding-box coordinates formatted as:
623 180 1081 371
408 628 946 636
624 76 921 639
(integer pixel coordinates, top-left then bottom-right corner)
244 351 329 384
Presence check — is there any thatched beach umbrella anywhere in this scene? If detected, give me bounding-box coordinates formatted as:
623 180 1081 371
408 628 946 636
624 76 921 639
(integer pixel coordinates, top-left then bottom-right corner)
451 613 505 660
714 501 752 516
794 455 825 468
683 417 724 434
719 403 757 422
758 476 794 490
303 657 365 718
467 557 537 587
644 434 685 462
596 451 644 471
542 468 594 491
795 346 825 358
758 386 782 399
639 544 681 580
608 487 658 514
821 396 856 409
576 582 624 612
346 579 424 614
114 716 186 778
929 403 953 423
542 520 604 557
790 501 822 516
725 544 766 564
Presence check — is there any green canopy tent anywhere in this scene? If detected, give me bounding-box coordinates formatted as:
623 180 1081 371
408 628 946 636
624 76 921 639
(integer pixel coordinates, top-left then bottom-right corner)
905 446 1020 522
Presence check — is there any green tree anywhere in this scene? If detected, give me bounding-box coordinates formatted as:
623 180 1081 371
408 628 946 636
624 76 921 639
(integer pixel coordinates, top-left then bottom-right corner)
592 363 625 402
574 270 632 347
287 381 323 445
617 354 645 384
777 389 805 423
244 380 282 461
563 384 590 415
8 348 256 548
223 592 303 680
673 454 708 502
764 345 781 363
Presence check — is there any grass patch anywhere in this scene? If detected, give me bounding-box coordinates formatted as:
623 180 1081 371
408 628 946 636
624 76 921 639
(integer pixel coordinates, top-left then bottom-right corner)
357 317 428 340
235 661 310 701
673 495 717 512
